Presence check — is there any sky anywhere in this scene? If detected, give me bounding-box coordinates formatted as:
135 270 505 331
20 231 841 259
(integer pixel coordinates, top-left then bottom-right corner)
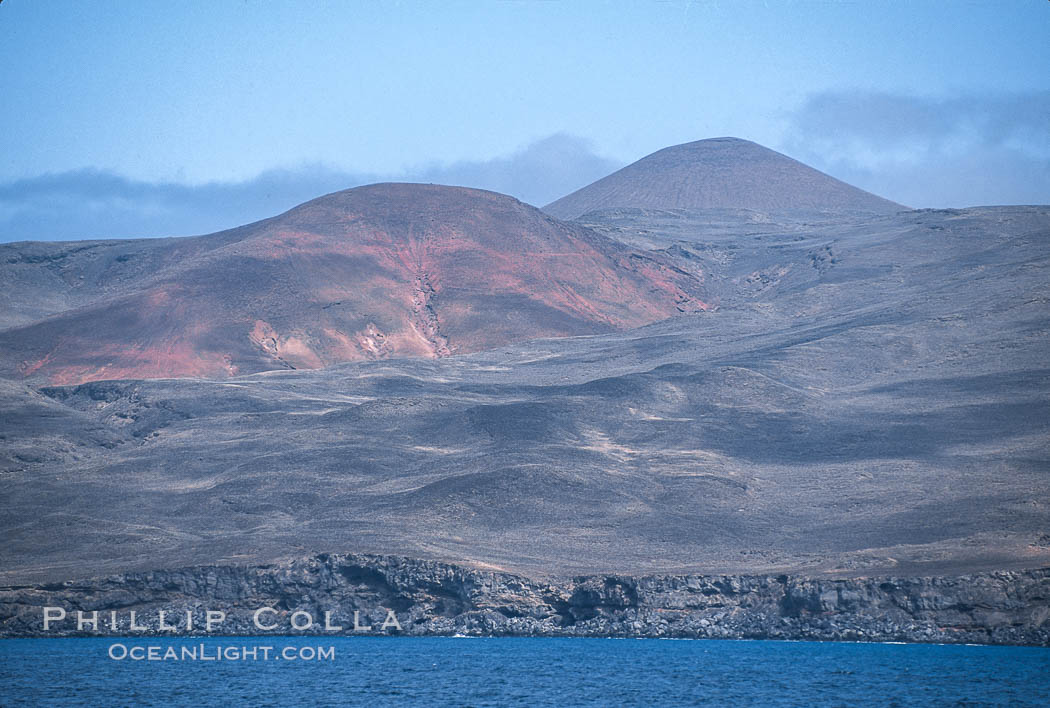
1 0 1047 242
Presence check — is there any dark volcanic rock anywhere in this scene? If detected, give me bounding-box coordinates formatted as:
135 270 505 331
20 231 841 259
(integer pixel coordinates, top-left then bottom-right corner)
2 555 1047 645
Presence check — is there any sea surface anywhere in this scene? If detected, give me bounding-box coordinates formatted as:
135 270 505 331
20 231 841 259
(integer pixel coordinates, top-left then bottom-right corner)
1 637 1049 706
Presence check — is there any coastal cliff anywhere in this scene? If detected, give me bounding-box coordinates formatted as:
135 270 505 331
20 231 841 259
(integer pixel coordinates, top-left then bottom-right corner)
2 554 1047 645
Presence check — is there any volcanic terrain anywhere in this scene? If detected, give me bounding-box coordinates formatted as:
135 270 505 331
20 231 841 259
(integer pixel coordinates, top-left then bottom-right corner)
0 183 706 385
0 140 1048 590
544 137 904 219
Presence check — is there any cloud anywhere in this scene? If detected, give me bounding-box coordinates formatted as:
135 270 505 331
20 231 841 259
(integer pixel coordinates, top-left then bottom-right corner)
781 90 1050 208
416 133 623 208
0 167 378 243
0 134 621 243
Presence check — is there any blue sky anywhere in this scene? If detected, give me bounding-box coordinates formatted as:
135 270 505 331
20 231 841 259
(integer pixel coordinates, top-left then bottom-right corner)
1 1 1048 241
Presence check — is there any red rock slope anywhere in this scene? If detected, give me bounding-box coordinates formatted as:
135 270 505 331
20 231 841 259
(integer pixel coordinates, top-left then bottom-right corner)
0 184 708 384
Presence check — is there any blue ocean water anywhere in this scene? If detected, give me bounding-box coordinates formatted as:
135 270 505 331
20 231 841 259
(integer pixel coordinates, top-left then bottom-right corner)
1 637 1048 707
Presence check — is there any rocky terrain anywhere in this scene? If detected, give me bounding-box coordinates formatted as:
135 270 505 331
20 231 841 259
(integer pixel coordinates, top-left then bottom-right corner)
2 204 1048 587
1 140 1048 644
2 554 1047 645
543 138 903 219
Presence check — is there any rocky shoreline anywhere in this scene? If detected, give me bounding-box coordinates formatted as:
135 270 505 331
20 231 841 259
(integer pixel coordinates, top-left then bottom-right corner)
2 554 1048 645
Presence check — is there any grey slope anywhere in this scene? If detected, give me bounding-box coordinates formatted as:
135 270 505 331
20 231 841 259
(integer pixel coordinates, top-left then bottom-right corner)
543 137 906 219
1 205 1048 585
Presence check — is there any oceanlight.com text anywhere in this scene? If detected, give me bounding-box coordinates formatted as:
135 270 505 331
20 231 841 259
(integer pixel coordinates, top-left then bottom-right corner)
107 643 335 662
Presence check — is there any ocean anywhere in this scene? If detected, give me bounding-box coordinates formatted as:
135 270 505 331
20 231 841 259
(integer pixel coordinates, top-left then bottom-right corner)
1 637 1048 706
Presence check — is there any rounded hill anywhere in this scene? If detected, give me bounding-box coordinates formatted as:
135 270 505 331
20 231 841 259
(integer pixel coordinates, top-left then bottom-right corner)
0 184 708 384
